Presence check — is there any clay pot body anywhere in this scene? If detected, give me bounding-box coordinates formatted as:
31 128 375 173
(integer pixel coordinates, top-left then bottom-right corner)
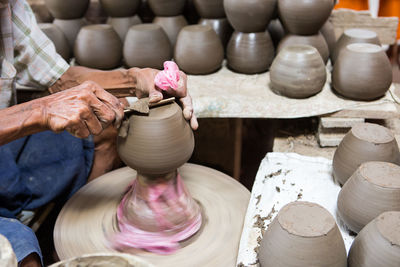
199 18 233 48
74 25 122 69
331 28 380 65
153 16 188 49
224 0 277 33
148 0 186 16
123 24 172 69
332 43 392 100
259 201 347 267
278 0 333 35
227 31 274 74
39 23 71 61
277 33 329 63
45 0 90 19
175 25 224 74
320 20 336 57
332 123 400 185
53 18 88 51
348 211 400 267
99 0 141 17
193 0 225 18
267 19 285 48
270 45 326 98
107 16 142 42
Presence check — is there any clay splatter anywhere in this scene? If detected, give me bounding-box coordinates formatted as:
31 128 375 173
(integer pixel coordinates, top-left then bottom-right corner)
284 170 291 175
276 186 281 193
297 193 303 200
282 179 286 184
255 195 262 205
291 183 295 186
237 263 245 267
265 169 282 179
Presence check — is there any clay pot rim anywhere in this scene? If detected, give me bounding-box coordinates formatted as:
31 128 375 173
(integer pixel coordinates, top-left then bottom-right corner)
344 28 377 39
82 24 114 31
350 123 394 144
357 161 400 189
39 23 57 30
376 211 400 246
280 44 319 56
129 23 161 32
347 43 382 53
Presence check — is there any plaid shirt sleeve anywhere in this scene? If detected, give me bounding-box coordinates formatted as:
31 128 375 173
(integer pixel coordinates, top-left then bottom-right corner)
12 0 69 89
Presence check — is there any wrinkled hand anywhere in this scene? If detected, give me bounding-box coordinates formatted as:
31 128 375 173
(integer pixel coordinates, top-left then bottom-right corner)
41 81 124 138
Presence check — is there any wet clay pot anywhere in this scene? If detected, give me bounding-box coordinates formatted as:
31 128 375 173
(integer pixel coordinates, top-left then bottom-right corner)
175 25 224 74
337 162 400 233
278 0 333 35
39 23 71 61
227 31 274 74
332 43 392 100
224 0 277 33
331 28 381 65
99 0 141 17
53 18 88 52
153 16 188 49
270 45 326 98
75 24 122 69
348 211 400 267
277 33 329 63
320 20 336 57
267 19 286 48
193 0 225 18
123 24 172 69
45 0 89 19
107 16 142 42
147 0 186 16
259 201 347 267
332 122 400 185
199 18 233 48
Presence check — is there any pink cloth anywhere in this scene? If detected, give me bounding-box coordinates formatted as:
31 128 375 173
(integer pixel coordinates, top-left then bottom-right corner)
154 61 180 90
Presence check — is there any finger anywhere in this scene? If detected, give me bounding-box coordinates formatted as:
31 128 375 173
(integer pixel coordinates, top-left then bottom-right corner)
179 95 194 121
66 121 90 139
149 86 163 103
82 109 103 136
86 93 116 129
190 113 199 130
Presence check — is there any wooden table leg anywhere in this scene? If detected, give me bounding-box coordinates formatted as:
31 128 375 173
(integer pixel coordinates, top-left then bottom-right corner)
233 118 243 181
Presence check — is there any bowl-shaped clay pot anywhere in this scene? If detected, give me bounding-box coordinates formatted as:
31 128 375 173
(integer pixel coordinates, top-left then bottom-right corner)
331 28 381 65
138 0 155 23
332 122 400 185
320 20 336 57
123 24 172 69
153 16 188 49
270 45 326 98
175 25 224 74
53 18 88 51
278 0 333 35
193 0 225 18
277 33 329 63
39 23 70 61
224 0 277 33
337 162 400 233
148 0 186 16
267 19 286 48
99 0 141 17
332 43 392 100
45 0 89 19
227 31 274 74
117 102 194 175
348 211 400 267
199 18 233 48
74 24 122 69
107 16 142 42
259 201 347 267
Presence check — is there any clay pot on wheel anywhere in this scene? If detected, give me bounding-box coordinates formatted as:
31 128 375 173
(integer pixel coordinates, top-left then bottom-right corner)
332 43 392 100
320 20 336 57
193 0 225 18
199 18 233 48
53 18 88 52
99 0 141 17
270 45 326 98
147 0 186 16
259 201 347 267
45 0 90 19
107 16 142 42
39 23 71 61
153 16 188 49
332 122 400 185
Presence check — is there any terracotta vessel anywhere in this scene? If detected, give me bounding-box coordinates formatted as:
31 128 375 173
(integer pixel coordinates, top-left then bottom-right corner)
348 211 400 267
193 0 225 18
138 0 155 23
278 0 333 35
332 122 400 185
199 18 233 48
39 23 70 61
270 45 326 98
259 201 347 267
332 43 392 100
99 0 141 17
153 16 188 49
331 28 381 65
74 25 122 69
45 0 90 19
267 19 285 48
147 0 186 16
320 20 336 57
124 24 172 69
53 18 88 51
277 33 329 63
175 25 224 74
227 31 274 74
107 16 142 42
224 0 277 33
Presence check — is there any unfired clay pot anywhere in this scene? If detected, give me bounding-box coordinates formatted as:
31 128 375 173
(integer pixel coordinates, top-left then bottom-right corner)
278 0 333 35
153 16 188 49
277 33 329 63
199 18 233 48
348 211 400 267
267 19 286 48
75 25 122 69
270 45 326 98
227 31 274 74
45 0 90 19
53 18 88 51
320 20 336 57
148 0 186 16
107 16 142 42
224 0 277 33
332 43 392 100
123 24 172 69
193 0 225 18
99 0 141 17
337 161 400 233
39 23 70 61
259 201 347 267
175 25 224 74
332 122 400 185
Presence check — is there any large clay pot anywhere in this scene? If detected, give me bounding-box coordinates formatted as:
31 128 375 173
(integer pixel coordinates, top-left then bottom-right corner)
124 24 172 69
107 16 142 42
270 45 326 98
320 20 336 57
332 43 392 100
175 25 224 74
224 0 277 33
147 0 186 16
75 25 122 69
53 18 88 52
100 0 141 17
153 16 188 49
227 31 274 74
45 0 90 19
199 18 233 48
267 19 285 48
193 0 225 18
332 123 400 185
278 0 333 35
39 23 71 61
259 201 347 267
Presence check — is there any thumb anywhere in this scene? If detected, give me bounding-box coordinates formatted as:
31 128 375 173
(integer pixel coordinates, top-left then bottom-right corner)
149 87 163 103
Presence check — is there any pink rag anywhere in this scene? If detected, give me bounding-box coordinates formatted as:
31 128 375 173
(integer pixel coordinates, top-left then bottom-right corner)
154 61 180 90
